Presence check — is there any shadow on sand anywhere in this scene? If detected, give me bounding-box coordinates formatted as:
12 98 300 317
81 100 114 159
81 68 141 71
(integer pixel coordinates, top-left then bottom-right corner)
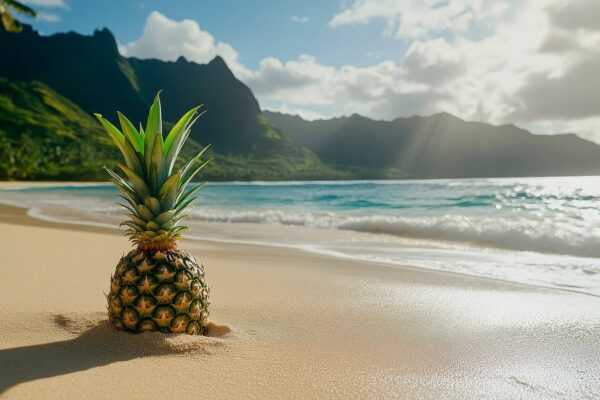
0 313 231 395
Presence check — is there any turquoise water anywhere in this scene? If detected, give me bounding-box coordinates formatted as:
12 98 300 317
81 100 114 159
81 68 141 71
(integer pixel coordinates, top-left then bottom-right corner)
3 176 600 295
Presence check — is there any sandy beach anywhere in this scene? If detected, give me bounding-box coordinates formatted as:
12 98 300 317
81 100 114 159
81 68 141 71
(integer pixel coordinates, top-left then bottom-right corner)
0 202 599 399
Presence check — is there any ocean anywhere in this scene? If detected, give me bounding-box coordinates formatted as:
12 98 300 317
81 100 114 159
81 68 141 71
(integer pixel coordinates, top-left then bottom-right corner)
2 176 600 296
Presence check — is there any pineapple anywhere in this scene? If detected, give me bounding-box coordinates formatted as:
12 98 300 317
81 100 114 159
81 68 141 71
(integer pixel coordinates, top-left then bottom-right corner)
95 92 212 334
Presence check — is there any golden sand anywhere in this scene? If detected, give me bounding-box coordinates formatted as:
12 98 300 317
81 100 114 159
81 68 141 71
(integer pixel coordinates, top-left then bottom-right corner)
0 204 599 399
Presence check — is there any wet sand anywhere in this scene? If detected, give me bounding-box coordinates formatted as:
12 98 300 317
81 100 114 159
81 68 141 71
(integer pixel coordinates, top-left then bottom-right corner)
0 203 599 399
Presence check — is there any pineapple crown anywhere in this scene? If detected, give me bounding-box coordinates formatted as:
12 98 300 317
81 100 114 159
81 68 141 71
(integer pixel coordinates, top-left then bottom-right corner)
95 91 212 250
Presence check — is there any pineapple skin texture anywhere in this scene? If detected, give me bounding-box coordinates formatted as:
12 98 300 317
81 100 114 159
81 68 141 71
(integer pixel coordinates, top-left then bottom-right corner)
107 248 209 334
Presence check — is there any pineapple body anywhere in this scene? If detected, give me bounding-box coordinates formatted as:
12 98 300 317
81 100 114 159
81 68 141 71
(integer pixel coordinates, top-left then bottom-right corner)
107 248 209 334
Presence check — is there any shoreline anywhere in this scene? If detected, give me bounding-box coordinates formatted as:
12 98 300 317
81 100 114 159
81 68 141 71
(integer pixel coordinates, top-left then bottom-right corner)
0 181 112 189
3 179 600 295
2 199 598 299
1 201 600 398
0 202 511 288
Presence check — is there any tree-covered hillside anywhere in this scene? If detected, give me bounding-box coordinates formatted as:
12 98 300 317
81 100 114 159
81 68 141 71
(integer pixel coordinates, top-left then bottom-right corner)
0 77 114 179
266 111 600 179
0 76 347 181
0 24 348 181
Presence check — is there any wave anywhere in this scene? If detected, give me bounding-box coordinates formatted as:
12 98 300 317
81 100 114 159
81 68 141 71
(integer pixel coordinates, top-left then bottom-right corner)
3 190 600 296
336 215 600 258
191 208 600 258
3 180 600 260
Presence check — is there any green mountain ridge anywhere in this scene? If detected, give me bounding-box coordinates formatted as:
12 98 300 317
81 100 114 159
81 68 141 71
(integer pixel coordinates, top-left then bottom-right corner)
0 76 346 181
265 111 600 178
0 24 346 180
0 77 114 179
2 23 600 181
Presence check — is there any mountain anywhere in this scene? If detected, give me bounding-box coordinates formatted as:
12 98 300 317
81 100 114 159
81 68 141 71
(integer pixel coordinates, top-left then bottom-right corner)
0 24 345 180
129 56 267 155
0 76 115 179
2 24 600 181
265 111 600 178
0 27 147 123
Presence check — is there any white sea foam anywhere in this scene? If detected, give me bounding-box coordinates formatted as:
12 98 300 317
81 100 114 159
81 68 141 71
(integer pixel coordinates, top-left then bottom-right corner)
2 177 600 296
190 208 600 258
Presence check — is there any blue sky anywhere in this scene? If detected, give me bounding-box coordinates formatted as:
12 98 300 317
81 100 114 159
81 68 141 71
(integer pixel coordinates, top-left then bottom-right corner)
24 0 411 69
18 0 600 142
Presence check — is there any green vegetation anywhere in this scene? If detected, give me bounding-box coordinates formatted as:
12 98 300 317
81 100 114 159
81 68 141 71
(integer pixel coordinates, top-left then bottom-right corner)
0 25 353 181
169 116 351 181
0 77 115 180
0 77 349 181
0 0 35 33
200 151 352 181
4 24 600 181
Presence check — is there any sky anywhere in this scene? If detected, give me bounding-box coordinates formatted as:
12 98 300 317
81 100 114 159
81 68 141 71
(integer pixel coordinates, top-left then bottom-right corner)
20 0 600 142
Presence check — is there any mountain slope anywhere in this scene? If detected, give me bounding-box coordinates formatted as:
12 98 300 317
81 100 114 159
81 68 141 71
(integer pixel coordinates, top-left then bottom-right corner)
0 26 147 123
0 24 344 180
265 111 600 178
129 56 266 155
3 24 600 181
0 25 271 155
0 76 115 179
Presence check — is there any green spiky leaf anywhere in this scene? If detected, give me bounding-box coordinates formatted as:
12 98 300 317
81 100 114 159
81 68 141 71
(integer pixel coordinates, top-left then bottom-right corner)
145 92 162 147
155 211 175 226
103 167 139 203
118 163 150 201
177 182 207 207
136 204 155 220
148 133 165 192
159 172 180 211
144 196 162 216
180 145 211 184
165 109 205 174
96 114 143 175
120 221 145 233
146 221 161 231
180 158 212 192
94 91 211 248
164 106 202 153
117 112 144 154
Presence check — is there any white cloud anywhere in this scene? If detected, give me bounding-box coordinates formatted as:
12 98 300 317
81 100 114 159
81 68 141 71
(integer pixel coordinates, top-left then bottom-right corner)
452 1 600 128
402 38 465 85
268 103 327 121
291 16 309 23
36 12 61 22
22 0 67 21
263 0 600 139
23 0 68 8
547 0 600 31
119 11 249 78
562 117 600 143
328 0 508 39
243 55 435 118
539 29 581 54
510 52 600 121
121 4 600 142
